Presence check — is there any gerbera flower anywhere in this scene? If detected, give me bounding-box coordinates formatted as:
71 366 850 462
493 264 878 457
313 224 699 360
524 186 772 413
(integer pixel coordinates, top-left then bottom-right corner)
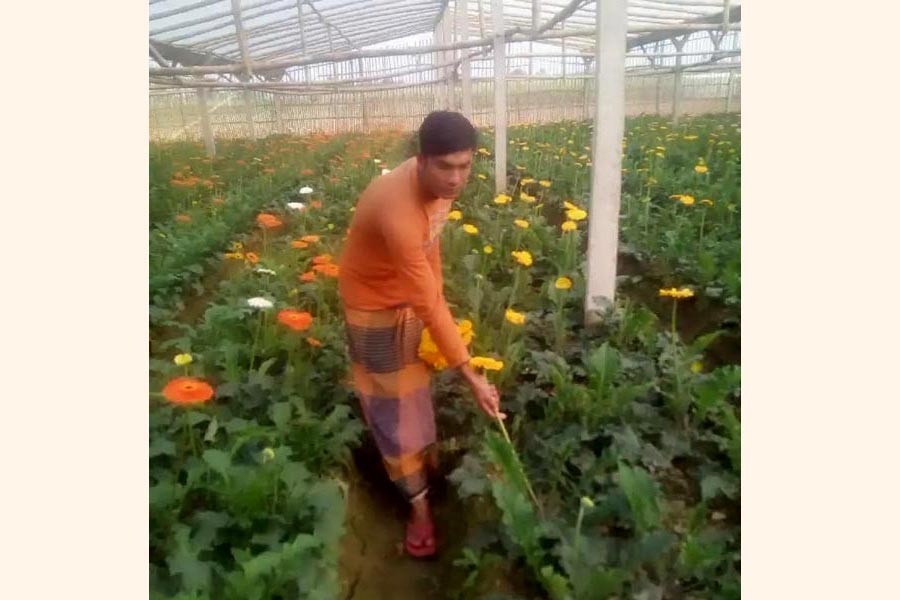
286 202 306 211
494 194 511 204
514 219 529 229
245 252 260 264
312 254 332 265
448 210 463 221
299 186 314 194
173 353 193 366
299 271 316 282
505 308 526 325
162 377 214 405
511 250 533 267
247 297 274 309
555 276 573 290
277 309 313 331
566 208 588 221
462 224 479 235
469 356 504 371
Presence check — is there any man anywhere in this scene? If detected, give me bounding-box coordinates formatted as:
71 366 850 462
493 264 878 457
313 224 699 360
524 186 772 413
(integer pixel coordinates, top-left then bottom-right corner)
338 111 503 558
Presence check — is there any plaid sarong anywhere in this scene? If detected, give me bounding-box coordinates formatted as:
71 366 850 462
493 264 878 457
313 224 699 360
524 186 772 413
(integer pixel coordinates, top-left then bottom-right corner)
345 306 438 499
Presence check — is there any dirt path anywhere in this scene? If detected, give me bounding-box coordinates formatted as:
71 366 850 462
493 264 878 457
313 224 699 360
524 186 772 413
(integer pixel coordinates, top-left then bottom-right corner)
337 437 474 600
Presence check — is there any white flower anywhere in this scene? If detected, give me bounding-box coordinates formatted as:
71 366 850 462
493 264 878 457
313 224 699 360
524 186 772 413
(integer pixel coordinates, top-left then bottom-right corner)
381 168 391 175
373 159 382 164
286 202 306 211
246 297 274 309
255 268 276 276
298 186 314 194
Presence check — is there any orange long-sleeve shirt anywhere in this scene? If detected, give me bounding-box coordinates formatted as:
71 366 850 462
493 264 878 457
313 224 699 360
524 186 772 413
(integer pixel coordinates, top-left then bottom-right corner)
338 157 469 368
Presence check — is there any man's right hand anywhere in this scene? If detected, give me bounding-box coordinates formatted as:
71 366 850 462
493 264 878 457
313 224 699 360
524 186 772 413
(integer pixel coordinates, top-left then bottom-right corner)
459 363 505 420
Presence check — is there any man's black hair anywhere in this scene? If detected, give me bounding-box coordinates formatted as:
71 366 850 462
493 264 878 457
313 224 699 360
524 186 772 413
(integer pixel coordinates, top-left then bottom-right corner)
418 111 478 157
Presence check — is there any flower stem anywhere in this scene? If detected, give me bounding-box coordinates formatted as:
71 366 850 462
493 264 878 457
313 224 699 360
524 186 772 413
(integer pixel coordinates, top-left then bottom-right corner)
249 312 263 372
495 415 542 516
573 503 586 557
671 299 678 341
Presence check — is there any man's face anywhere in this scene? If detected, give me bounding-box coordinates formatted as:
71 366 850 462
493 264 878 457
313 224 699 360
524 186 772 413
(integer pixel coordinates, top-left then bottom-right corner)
417 150 473 199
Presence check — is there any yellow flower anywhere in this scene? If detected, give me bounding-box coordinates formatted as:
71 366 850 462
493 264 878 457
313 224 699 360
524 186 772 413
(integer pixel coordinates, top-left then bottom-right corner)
563 200 579 211
514 219 529 229
505 308 526 325
691 361 703 374
519 192 536 203
174 353 193 366
494 193 512 204
566 208 588 221
448 210 463 221
477 173 488 180
224 252 245 260
231 241 244 251
462 224 479 234
483 245 493 254
515 164 526 171
511 250 533 267
261 447 275 463
700 198 714 206
419 321 475 370
477 147 490 155
658 287 695 299
469 356 505 371
694 164 708 174
561 220 577 232
555 276 573 290
538 180 551 188
655 152 665 158
683 135 699 141
520 177 535 185
680 195 696 206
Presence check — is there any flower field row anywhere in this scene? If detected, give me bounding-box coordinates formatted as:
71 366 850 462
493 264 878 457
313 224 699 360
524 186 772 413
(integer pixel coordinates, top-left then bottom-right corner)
149 113 740 599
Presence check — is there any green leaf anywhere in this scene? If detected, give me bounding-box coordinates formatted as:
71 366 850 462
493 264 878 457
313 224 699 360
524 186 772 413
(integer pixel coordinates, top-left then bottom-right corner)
167 525 211 593
448 454 489 499
203 417 219 443
149 437 177 459
271 402 292 432
582 568 629 600
617 462 661 532
191 511 230 549
202 449 231 480
700 472 739 501
538 565 571 600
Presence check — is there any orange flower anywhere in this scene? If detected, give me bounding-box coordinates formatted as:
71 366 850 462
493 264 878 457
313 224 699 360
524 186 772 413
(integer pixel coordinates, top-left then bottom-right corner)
162 377 214 405
306 337 323 347
291 240 309 249
312 254 333 265
175 214 192 223
311 200 323 209
257 213 283 229
263 167 276 174
301 168 314 176
212 197 225 206
313 263 340 277
277 309 314 331
245 252 259 264
236 159 246 166
301 235 320 243
299 271 316 282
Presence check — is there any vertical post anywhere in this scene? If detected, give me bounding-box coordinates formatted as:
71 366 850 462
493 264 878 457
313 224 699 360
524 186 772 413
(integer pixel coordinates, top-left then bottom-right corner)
296 0 310 83
178 91 187 134
198 87 216 157
434 20 445 109
444 14 457 110
273 92 284 134
358 58 369 129
725 70 735 112
581 57 592 119
585 0 627 325
491 0 507 194
459 0 473 119
561 18 567 81
243 88 257 139
672 36 685 126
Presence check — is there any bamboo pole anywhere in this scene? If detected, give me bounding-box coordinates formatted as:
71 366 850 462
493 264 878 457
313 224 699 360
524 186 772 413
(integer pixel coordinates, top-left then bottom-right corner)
491 0 507 194
434 19 446 108
460 0 473 119
198 87 216 157
243 88 257 139
231 0 255 79
581 57 591 118
585 0 627 325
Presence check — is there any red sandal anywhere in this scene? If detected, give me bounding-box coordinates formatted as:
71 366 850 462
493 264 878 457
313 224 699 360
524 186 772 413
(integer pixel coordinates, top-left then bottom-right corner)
405 515 437 558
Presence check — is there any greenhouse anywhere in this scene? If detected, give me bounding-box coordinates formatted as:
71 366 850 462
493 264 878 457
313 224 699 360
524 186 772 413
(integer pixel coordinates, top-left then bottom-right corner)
149 0 741 598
